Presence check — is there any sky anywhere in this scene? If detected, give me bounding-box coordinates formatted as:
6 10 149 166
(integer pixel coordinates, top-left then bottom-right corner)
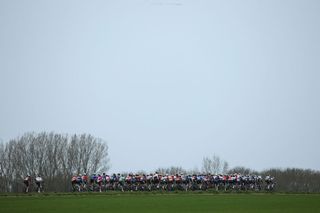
1 0 320 173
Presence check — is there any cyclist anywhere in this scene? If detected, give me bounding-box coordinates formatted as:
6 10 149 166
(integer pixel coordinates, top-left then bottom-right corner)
23 175 31 193
97 174 103 192
71 175 77 192
35 174 43 193
82 173 88 191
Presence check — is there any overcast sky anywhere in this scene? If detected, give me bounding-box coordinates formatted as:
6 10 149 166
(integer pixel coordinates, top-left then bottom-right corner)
1 0 319 173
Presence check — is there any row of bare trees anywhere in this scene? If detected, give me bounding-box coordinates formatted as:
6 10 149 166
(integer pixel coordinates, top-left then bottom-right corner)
0 132 109 192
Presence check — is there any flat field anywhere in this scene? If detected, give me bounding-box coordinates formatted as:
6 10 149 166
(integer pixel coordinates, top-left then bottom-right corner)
0 193 319 213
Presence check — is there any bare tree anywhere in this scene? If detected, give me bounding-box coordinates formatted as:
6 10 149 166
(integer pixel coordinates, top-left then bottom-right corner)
222 161 229 174
202 157 213 174
202 154 228 174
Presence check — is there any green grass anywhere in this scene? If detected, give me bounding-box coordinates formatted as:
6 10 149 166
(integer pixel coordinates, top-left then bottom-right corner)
0 193 320 213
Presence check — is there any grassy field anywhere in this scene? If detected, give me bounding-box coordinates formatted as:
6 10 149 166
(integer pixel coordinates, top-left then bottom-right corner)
1 193 320 213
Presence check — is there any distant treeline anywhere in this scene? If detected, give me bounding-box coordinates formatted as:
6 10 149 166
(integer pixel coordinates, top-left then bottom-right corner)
261 168 320 193
226 166 320 193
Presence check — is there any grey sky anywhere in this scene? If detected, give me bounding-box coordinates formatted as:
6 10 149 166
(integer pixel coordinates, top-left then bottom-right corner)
1 0 320 173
